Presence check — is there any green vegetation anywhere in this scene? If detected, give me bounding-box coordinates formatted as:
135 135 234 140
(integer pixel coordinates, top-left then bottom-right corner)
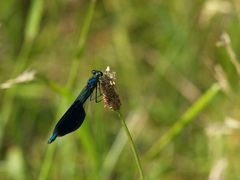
1 0 240 179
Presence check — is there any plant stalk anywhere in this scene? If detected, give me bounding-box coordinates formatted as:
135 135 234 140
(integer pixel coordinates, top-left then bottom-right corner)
117 111 144 180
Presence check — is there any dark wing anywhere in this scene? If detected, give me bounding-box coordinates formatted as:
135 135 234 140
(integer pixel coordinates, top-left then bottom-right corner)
53 100 86 136
76 85 95 104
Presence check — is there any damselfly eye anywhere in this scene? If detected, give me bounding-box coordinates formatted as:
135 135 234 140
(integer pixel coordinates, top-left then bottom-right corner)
92 70 97 75
92 70 103 76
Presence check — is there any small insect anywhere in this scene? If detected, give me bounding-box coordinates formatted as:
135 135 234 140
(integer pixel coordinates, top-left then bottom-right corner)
48 70 103 144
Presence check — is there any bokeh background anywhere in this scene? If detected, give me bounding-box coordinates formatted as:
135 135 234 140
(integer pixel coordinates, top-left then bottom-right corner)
1 0 240 179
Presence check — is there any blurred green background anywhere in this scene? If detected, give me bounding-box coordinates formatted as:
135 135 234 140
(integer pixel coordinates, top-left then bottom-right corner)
1 0 240 179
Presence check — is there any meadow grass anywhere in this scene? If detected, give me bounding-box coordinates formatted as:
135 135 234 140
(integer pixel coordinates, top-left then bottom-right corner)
1 0 240 179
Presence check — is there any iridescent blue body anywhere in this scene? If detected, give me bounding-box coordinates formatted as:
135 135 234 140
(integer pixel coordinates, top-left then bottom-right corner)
48 70 103 144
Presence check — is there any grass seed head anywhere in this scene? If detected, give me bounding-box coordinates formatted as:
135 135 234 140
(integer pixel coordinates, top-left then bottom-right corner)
100 66 121 111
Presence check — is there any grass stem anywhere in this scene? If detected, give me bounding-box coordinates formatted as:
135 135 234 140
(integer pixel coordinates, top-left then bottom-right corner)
117 111 144 180
145 83 222 160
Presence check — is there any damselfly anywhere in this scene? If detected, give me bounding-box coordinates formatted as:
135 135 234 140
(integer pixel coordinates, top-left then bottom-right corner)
48 70 103 144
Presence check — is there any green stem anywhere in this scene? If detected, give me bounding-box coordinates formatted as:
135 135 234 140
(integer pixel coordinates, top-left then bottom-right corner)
38 145 55 180
66 0 96 89
0 0 43 148
117 111 144 180
145 83 222 160
38 1 97 179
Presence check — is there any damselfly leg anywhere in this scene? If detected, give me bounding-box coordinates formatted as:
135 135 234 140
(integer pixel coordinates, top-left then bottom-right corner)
95 82 102 103
89 81 102 103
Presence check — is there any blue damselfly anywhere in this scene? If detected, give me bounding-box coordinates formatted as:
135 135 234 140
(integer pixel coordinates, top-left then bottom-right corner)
48 70 103 144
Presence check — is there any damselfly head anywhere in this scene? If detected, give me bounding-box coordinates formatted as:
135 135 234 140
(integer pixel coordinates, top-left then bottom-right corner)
91 70 103 77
